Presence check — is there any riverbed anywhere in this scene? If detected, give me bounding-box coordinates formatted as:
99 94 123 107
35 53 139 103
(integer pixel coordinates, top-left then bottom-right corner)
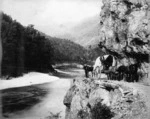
0 68 84 119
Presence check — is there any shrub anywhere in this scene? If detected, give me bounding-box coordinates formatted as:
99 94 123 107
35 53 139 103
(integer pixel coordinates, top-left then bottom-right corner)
90 102 114 119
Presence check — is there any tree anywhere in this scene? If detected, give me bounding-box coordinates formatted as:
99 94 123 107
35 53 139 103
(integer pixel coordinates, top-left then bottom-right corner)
0 12 3 77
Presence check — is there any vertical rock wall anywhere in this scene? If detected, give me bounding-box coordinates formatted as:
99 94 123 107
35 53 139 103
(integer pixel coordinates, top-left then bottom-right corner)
99 0 150 78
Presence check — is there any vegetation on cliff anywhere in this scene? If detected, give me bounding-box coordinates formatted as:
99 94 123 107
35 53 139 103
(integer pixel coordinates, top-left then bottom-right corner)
1 13 88 77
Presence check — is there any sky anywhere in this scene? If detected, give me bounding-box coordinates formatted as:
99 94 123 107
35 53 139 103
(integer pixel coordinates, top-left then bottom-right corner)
1 0 102 36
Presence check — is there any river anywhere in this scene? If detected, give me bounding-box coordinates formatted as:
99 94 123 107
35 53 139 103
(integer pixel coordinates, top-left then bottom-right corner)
0 68 84 119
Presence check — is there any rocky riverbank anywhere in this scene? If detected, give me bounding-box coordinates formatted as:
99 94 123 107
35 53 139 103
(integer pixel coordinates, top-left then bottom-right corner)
63 78 148 119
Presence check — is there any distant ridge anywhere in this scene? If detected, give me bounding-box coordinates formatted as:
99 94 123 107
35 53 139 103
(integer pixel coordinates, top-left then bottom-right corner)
57 15 101 47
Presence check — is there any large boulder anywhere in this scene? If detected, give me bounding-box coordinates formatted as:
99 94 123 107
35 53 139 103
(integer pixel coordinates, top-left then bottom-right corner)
63 78 147 119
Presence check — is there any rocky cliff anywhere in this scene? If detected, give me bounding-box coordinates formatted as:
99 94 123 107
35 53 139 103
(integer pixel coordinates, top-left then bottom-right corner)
64 78 148 119
63 0 150 119
99 0 150 77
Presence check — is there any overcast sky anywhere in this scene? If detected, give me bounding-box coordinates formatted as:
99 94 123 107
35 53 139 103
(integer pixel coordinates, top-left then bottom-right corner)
1 0 102 35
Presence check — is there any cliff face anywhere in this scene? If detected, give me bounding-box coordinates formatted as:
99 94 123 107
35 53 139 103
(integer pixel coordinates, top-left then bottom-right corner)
63 0 150 119
100 0 150 48
63 78 147 119
99 0 150 77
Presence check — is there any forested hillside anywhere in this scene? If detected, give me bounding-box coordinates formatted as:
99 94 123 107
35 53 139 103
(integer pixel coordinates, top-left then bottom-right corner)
47 37 87 63
1 13 87 77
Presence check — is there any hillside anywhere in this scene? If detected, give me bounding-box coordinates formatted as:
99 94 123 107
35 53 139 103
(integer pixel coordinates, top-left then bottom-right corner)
1 13 87 77
46 36 87 63
72 15 100 47
57 15 101 47
37 15 102 47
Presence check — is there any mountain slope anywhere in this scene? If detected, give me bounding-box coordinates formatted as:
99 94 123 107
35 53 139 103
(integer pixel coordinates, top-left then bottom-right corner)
1 13 88 77
58 15 101 47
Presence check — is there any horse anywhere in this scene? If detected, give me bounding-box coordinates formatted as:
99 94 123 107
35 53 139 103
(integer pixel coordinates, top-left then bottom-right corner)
128 61 141 82
116 65 128 81
83 64 94 78
114 58 141 82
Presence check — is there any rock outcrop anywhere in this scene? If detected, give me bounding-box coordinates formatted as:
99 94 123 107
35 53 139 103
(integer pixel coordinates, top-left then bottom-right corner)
99 0 150 78
63 78 147 119
63 1 150 118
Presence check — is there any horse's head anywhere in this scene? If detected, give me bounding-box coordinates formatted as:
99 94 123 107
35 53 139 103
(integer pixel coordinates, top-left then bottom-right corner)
83 64 87 70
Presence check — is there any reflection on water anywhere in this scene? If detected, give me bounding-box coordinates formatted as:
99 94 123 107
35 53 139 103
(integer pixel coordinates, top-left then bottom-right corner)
1 85 48 117
0 68 83 119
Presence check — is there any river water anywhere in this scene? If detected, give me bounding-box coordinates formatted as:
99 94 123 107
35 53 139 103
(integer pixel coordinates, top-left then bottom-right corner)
0 68 84 119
